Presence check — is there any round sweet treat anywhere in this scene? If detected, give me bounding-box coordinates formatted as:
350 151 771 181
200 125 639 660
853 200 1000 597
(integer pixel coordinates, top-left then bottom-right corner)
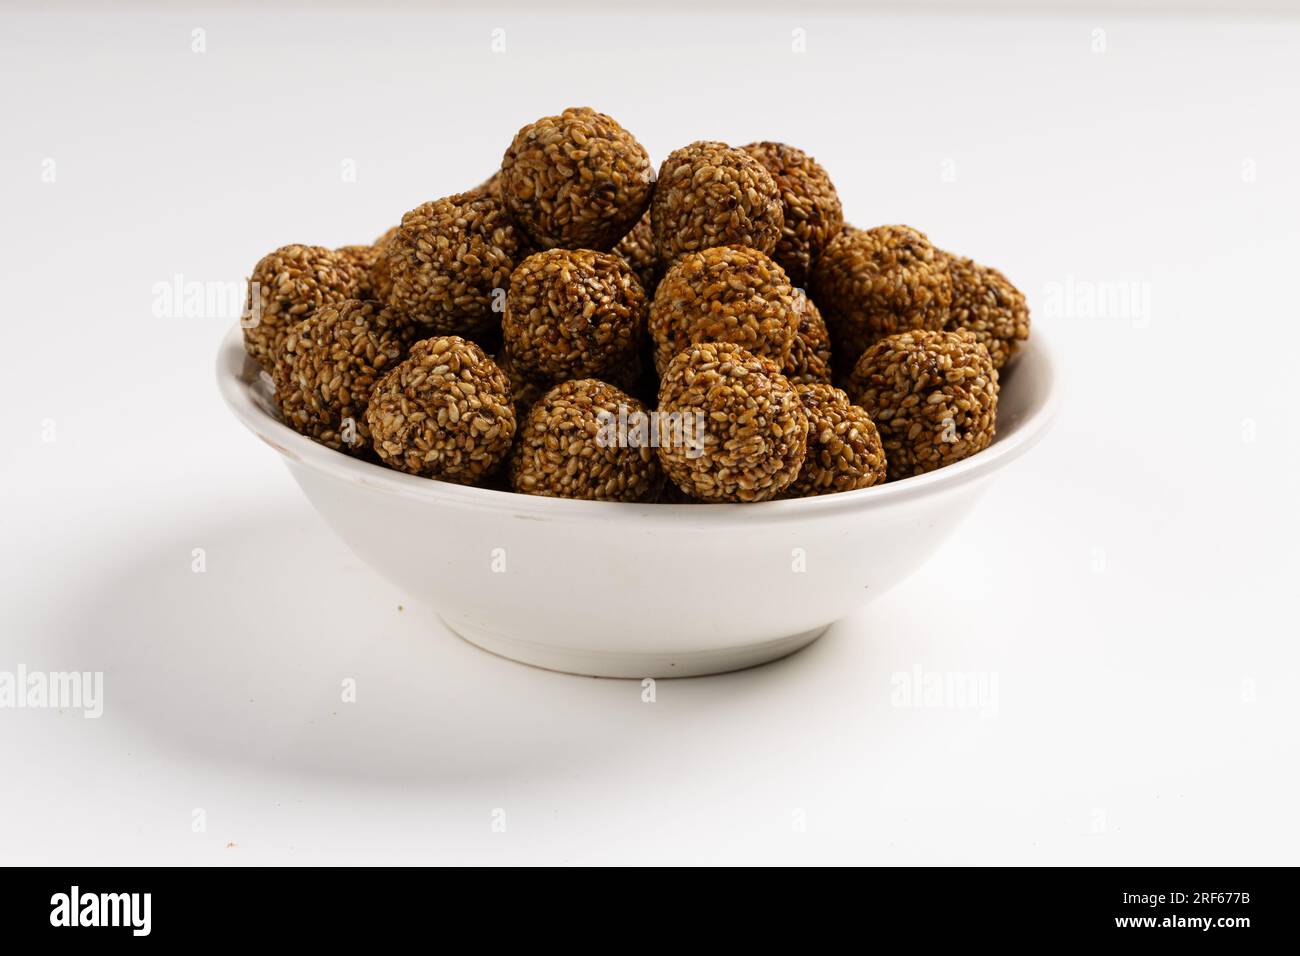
242 244 362 369
334 244 379 297
272 299 414 454
741 141 844 287
366 336 516 484
651 141 783 263
783 383 887 497
500 107 654 252
846 329 997 480
782 291 833 385
368 225 400 305
612 206 659 294
510 379 661 502
502 248 647 382
648 245 800 376
656 342 808 503
811 225 952 377
384 193 520 337
939 251 1030 370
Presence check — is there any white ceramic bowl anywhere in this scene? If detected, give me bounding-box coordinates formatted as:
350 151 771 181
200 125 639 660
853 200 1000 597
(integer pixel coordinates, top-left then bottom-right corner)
217 326 1057 678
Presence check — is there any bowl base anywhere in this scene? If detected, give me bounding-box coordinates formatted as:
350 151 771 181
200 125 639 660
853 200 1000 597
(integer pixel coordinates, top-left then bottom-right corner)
440 617 830 679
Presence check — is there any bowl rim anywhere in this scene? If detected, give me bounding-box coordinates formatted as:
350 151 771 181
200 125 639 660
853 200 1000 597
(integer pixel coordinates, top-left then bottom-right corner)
216 324 1059 522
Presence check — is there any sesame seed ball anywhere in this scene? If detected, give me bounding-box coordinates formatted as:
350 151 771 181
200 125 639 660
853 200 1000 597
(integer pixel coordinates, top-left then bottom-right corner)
242 244 362 369
939 251 1031 370
648 245 801 377
510 379 662 502
657 342 808 503
811 225 952 377
369 225 400 305
366 336 516 484
501 107 654 253
612 206 660 293
651 141 784 263
783 383 887 498
783 291 833 385
846 329 998 480
272 299 414 454
494 346 548 421
502 248 647 383
334 245 380 297
741 142 844 287
384 193 520 337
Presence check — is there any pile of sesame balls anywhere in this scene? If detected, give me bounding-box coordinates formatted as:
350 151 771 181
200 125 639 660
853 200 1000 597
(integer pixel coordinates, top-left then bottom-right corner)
245 106 1029 504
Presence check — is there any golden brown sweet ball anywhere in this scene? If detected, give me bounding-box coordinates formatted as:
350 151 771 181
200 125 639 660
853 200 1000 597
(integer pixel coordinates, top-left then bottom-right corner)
657 342 808 503
846 329 997 480
651 141 783 263
366 336 516 484
648 245 800 376
783 383 887 497
242 244 363 369
811 225 952 377
502 248 647 383
782 291 833 385
938 250 1031 370
612 206 660 294
272 299 415 454
741 141 844 287
500 107 654 252
384 193 520 337
510 379 662 502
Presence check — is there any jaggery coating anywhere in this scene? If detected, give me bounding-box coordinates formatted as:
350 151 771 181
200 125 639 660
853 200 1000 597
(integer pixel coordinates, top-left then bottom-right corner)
846 329 997 480
366 336 516 484
612 206 660 293
651 141 783 263
783 383 887 497
939 250 1030 370
272 299 414 454
741 141 844 287
648 245 800 376
501 107 654 252
384 193 520 337
657 342 808 503
242 244 362 369
783 291 834 385
510 379 662 502
503 248 647 382
812 225 952 376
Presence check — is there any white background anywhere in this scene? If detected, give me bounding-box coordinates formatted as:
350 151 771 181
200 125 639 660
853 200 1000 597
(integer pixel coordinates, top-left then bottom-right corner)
2 2 1297 865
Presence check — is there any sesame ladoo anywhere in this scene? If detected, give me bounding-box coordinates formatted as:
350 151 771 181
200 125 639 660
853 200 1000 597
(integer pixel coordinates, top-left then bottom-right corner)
783 383 887 497
612 206 659 293
501 107 654 253
648 245 801 376
510 379 661 502
242 244 362 369
368 225 400 305
812 224 952 377
939 250 1031 370
782 291 834 385
503 248 647 383
741 141 844 287
847 329 997 480
657 342 808 503
272 299 414 455
384 193 520 337
651 141 783 263
366 336 516 484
